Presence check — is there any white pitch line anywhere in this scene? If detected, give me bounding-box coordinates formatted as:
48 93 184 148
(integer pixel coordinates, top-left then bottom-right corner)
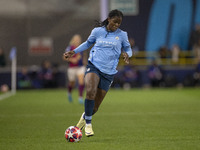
0 92 15 101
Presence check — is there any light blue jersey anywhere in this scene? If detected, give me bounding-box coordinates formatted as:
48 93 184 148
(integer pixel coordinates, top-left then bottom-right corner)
74 26 132 75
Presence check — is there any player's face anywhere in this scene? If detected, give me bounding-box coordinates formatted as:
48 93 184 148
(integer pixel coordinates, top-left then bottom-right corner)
107 16 122 32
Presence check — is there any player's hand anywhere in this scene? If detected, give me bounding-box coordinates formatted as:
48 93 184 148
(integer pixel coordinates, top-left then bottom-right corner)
122 52 129 64
63 51 75 59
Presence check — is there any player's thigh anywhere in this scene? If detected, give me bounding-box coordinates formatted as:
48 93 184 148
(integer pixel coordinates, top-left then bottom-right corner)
85 72 100 94
77 66 85 85
77 74 84 85
67 68 77 82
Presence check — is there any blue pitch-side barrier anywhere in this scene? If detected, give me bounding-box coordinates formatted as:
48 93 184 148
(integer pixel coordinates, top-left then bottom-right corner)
0 72 66 89
139 68 195 85
0 68 196 89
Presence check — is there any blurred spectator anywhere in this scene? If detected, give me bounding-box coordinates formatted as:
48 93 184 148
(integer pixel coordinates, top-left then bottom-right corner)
171 44 180 63
38 60 55 88
129 38 139 54
52 63 62 88
158 46 170 58
17 67 32 89
0 84 9 93
122 65 140 89
112 66 124 88
29 65 42 89
0 48 6 67
193 60 200 86
112 65 140 89
189 23 200 62
147 59 164 87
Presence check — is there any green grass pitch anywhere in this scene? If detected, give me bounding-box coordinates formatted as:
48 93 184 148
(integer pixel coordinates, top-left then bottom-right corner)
0 88 200 150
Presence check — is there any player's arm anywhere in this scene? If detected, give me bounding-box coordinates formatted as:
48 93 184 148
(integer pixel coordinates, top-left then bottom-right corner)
63 41 94 59
123 45 133 64
122 32 133 64
63 51 81 64
69 53 81 64
63 28 97 59
122 51 130 64
63 51 74 62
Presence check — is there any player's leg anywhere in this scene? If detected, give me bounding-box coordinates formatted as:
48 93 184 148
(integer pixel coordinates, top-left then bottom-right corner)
92 71 113 114
67 81 75 102
76 88 106 130
84 72 99 136
93 88 107 115
67 68 76 102
77 74 84 104
84 88 107 137
76 72 99 129
77 66 85 104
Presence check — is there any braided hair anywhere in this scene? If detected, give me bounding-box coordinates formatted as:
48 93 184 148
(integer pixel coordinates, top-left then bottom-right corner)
95 9 124 27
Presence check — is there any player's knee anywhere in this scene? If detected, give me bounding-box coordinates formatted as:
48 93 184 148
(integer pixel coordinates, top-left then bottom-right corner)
86 93 96 99
86 88 97 99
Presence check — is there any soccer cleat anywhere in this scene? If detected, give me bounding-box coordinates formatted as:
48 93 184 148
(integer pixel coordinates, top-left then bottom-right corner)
76 113 86 130
85 124 94 137
67 93 73 102
78 97 84 104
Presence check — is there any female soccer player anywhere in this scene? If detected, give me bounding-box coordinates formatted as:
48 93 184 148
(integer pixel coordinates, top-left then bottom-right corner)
63 34 86 104
63 9 132 137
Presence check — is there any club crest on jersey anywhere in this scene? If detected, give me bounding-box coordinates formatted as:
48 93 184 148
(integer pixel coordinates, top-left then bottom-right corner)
115 36 119 40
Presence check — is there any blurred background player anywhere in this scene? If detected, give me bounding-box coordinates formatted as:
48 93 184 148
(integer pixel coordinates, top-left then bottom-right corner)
63 34 85 104
64 9 132 137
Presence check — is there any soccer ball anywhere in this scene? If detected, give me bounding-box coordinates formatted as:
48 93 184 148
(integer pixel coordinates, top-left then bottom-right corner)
65 126 82 142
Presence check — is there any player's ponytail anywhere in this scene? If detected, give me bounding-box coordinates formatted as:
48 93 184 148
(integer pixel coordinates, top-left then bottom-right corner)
95 19 108 27
94 9 123 27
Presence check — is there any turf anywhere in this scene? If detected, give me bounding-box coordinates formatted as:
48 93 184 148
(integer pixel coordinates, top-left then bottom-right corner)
0 88 200 150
